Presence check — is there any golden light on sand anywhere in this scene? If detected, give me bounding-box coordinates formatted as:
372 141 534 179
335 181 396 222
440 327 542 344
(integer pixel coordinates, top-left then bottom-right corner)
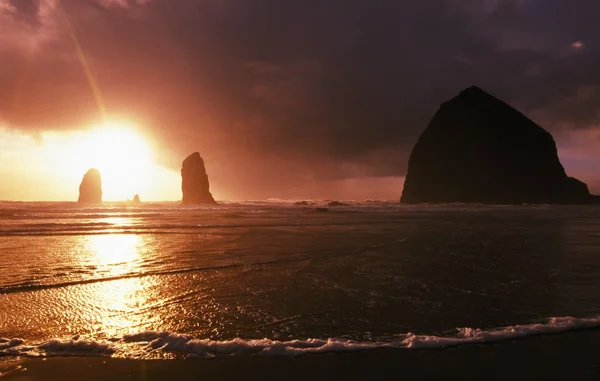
83 234 157 336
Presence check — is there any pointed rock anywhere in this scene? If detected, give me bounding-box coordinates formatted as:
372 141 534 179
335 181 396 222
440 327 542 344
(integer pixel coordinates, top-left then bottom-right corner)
78 168 102 203
401 86 594 204
181 152 217 204
132 194 141 204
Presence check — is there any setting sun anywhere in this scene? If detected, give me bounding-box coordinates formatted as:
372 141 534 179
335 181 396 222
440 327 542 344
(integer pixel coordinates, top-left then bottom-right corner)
0 122 181 201
68 122 154 201
2 2 600 378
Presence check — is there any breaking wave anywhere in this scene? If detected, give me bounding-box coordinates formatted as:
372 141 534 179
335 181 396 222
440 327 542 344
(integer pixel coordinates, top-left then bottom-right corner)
2 315 599 359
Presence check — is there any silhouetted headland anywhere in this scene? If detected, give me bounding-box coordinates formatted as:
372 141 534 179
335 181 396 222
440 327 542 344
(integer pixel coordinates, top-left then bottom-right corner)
401 86 598 204
181 152 217 205
77 168 102 203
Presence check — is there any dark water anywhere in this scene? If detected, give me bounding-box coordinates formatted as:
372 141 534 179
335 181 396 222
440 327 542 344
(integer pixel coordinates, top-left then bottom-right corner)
1 201 599 358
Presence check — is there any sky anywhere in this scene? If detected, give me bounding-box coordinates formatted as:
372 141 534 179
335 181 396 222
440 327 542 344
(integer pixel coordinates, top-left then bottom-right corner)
1 0 599 201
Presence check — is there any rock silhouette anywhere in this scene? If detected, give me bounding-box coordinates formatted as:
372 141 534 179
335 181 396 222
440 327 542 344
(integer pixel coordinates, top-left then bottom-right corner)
181 152 217 205
78 168 102 203
327 201 349 207
401 86 595 204
132 194 141 204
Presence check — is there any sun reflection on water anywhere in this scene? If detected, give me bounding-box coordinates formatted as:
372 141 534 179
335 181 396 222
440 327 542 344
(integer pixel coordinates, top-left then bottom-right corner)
91 277 157 337
83 234 159 337
86 234 143 270
103 217 134 226
101 216 136 233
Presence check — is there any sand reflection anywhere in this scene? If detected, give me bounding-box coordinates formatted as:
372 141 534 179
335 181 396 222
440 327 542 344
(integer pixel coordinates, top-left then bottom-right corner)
84 234 158 336
86 234 143 272
91 277 157 337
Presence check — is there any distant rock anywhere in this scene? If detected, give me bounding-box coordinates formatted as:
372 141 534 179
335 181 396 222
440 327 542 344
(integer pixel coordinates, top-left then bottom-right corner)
294 201 310 206
78 168 102 203
315 207 329 212
401 86 595 204
132 194 141 204
327 201 349 207
181 152 217 205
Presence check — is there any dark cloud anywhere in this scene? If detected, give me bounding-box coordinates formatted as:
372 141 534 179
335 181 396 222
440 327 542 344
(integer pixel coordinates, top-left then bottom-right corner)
1 0 599 198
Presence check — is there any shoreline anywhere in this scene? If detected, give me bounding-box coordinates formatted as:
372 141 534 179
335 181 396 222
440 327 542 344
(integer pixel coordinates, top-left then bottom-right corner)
3 330 600 381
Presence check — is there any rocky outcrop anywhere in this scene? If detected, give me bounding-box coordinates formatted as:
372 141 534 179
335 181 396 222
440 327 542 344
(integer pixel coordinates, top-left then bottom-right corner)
181 152 217 205
78 168 102 203
401 86 595 204
327 201 349 207
132 194 141 204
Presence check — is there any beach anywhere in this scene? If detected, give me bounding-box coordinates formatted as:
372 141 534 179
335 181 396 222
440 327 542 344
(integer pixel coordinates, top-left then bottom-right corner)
2 202 600 379
3 0 600 379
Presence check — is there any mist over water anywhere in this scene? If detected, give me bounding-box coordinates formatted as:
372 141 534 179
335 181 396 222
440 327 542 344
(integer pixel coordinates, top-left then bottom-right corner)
1 201 600 358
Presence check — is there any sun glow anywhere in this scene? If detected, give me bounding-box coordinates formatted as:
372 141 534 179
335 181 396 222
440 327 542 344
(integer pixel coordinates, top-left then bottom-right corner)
0 122 182 201
68 122 154 201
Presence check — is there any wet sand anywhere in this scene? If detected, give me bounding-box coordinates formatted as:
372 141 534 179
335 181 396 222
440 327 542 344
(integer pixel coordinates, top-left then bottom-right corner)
3 330 600 381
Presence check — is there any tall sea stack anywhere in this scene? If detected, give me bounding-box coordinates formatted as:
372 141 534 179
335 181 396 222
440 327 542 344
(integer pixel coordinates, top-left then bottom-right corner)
401 86 594 204
78 168 102 203
181 152 217 204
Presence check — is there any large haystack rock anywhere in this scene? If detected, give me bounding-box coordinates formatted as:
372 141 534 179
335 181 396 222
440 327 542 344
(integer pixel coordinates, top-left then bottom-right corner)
401 86 594 204
181 152 217 204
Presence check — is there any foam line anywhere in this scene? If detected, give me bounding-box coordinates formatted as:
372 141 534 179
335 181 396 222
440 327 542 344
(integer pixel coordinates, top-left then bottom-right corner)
1 315 598 359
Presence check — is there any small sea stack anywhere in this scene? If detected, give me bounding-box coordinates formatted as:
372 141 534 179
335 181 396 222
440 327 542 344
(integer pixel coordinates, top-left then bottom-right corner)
132 194 141 204
78 168 102 203
401 86 595 204
181 152 217 205
328 201 349 207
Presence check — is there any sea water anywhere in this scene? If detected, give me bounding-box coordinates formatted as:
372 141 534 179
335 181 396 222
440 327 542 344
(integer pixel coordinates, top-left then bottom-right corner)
1 201 599 358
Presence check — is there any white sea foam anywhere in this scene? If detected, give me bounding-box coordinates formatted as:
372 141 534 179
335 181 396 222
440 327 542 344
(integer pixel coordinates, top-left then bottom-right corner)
401 315 600 348
38 337 116 356
1 315 599 359
124 333 383 357
0 338 24 351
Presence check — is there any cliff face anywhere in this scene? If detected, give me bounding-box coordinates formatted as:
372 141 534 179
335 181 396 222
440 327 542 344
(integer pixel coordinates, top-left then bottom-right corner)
78 168 102 203
401 86 593 204
181 152 217 205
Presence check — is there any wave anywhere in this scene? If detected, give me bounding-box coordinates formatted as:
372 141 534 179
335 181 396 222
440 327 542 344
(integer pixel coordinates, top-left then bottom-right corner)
0 200 406 216
1 315 599 359
0 219 412 237
1 241 397 294
0 239 406 294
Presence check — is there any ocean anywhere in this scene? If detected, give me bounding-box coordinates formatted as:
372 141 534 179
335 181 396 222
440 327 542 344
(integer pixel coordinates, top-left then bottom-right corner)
1 201 600 362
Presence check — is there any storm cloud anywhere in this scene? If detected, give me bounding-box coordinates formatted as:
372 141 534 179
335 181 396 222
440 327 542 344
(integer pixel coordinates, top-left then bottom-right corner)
1 0 599 198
